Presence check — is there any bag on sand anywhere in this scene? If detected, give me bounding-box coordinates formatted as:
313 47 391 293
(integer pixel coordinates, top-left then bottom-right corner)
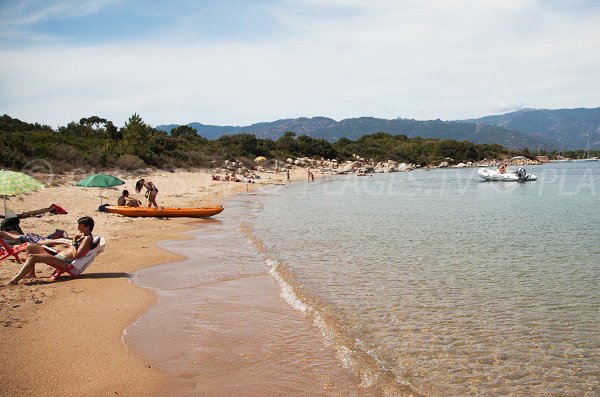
1 217 23 234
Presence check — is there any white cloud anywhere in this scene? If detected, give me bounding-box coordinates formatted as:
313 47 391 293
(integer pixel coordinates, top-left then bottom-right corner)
496 101 526 113
0 0 599 127
0 0 118 26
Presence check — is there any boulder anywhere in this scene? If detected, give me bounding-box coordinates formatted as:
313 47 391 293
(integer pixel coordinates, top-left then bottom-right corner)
337 163 355 173
438 161 449 168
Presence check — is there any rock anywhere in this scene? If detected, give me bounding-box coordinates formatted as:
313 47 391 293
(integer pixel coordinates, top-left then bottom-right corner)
337 163 355 173
438 161 449 168
454 162 466 168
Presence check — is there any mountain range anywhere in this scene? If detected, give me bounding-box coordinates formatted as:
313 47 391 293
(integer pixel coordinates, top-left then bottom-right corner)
157 107 600 150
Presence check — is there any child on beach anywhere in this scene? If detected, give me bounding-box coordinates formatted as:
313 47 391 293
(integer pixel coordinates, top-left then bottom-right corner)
135 179 159 208
117 190 141 207
5 217 94 285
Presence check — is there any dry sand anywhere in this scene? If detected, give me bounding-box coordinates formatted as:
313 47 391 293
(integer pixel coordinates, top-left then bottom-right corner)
0 167 311 396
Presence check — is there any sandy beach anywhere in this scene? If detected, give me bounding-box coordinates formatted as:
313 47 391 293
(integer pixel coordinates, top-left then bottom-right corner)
0 167 325 396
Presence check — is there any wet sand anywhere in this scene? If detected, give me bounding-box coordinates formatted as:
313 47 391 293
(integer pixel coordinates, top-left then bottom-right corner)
125 205 380 396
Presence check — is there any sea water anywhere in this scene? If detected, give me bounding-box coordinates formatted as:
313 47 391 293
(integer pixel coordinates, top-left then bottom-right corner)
242 162 599 396
127 162 599 396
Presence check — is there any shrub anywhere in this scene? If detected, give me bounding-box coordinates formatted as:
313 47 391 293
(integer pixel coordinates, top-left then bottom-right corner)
116 154 146 170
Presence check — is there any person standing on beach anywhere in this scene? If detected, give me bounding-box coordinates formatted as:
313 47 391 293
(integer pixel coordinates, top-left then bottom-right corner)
135 179 159 208
286 169 290 181
307 169 315 182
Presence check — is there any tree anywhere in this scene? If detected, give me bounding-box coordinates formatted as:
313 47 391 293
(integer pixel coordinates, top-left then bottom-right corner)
125 113 144 129
171 125 198 138
79 116 107 129
123 114 151 160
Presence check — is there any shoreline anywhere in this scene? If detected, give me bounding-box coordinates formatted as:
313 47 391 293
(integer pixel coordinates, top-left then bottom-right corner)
0 168 304 396
122 186 386 396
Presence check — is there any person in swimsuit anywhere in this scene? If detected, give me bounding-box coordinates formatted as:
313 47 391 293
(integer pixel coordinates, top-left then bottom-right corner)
135 179 158 208
5 217 94 285
117 189 141 207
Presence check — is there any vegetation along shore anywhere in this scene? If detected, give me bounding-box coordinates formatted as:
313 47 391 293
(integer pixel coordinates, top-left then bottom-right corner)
6 113 597 174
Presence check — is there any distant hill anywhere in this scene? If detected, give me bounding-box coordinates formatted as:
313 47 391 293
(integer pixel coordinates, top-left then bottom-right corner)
465 108 600 150
157 116 555 150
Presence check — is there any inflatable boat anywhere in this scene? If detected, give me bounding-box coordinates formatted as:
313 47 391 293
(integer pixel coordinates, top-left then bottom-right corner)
477 168 537 182
106 206 224 218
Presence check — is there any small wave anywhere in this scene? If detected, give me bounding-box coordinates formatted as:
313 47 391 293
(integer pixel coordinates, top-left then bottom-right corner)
241 223 424 397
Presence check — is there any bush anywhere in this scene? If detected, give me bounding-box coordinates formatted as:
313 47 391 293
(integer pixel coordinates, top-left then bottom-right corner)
116 154 146 170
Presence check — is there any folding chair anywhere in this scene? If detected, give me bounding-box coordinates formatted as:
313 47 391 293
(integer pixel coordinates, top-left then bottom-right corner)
48 236 106 281
0 239 28 263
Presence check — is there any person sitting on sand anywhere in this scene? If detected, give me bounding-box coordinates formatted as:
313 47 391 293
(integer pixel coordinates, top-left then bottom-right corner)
5 217 94 285
498 162 508 174
117 190 141 207
135 179 158 208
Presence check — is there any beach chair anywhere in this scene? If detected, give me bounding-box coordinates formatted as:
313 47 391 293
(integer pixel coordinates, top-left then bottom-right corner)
0 239 29 263
48 236 106 281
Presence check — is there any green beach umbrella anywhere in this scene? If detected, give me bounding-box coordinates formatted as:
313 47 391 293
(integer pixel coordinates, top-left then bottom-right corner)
0 170 45 218
76 173 124 205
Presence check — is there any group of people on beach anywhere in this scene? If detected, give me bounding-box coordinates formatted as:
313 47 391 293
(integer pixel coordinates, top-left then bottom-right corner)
2 177 162 286
3 216 95 285
116 179 158 208
211 173 257 184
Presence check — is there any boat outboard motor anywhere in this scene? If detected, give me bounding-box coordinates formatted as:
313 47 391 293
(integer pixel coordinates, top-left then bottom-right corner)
516 167 529 182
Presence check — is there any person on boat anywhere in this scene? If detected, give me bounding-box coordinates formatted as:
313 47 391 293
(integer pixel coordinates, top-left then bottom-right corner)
5 217 94 285
498 162 508 174
135 179 158 208
117 190 141 207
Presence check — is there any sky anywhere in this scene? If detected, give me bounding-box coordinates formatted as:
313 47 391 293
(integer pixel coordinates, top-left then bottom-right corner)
1 0 599 128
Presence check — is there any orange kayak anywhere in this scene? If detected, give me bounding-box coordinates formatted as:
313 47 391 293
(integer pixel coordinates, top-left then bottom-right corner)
106 206 224 218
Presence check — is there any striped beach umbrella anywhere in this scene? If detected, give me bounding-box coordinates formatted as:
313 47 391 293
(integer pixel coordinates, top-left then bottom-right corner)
0 170 45 217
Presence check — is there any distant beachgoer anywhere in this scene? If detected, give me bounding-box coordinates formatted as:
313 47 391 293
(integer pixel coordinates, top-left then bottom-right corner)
286 169 290 181
117 190 141 207
5 217 94 285
498 163 507 174
307 169 315 182
135 179 158 208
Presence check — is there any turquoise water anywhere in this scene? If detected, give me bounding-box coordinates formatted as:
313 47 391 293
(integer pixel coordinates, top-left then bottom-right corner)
243 163 600 396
